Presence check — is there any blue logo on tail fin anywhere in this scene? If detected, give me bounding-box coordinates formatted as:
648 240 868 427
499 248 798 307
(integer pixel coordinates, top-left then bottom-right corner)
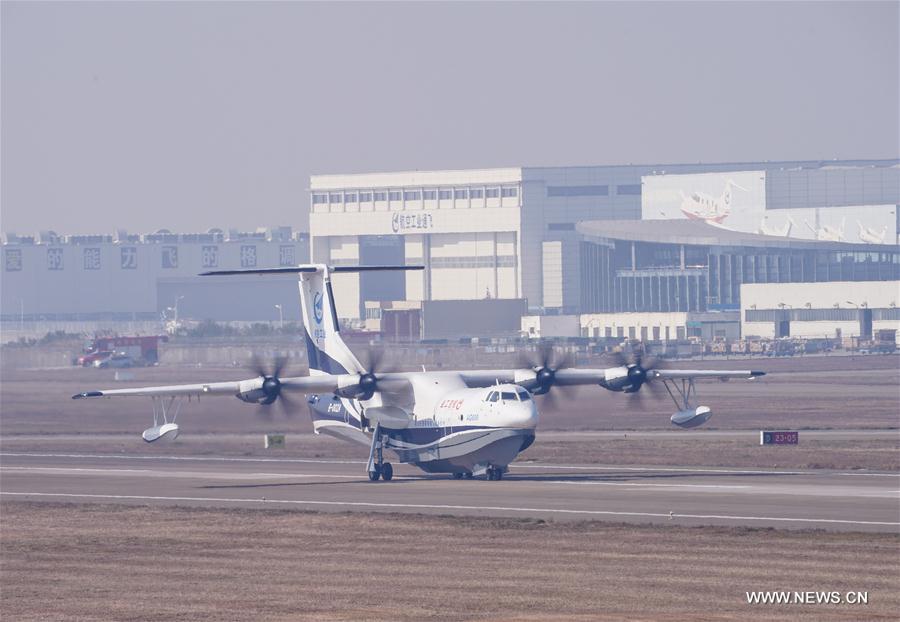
313 292 324 324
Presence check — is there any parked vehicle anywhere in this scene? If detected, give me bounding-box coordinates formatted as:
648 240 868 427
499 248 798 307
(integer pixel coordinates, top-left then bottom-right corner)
94 352 135 368
77 350 114 367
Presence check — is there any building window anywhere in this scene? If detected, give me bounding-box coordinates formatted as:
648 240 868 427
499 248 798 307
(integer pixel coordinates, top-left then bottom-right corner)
359 192 373 202
312 193 328 204
617 184 641 195
548 223 576 231
454 188 469 200
423 189 437 200
470 188 484 199
374 191 387 202
501 186 518 198
47 248 63 271
328 193 342 203
485 187 500 198
83 248 101 270
439 189 452 200
403 190 422 201
5 248 23 271
547 185 609 197
345 193 357 203
388 191 402 202
120 247 138 269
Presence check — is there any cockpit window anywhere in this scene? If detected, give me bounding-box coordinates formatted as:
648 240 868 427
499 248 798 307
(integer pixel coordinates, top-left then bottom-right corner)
517 390 531 401
501 392 517 401
487 392 499 402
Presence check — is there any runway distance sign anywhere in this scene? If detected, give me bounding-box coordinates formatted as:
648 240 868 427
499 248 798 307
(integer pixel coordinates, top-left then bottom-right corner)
760 431 799 445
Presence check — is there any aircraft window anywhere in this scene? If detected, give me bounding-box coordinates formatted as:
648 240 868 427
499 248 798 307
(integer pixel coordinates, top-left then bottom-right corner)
517 390 531 401
488 392 499 402
501 392 517 401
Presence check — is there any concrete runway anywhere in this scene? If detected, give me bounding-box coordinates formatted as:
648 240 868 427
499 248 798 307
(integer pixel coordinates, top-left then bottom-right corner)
2 450 898 533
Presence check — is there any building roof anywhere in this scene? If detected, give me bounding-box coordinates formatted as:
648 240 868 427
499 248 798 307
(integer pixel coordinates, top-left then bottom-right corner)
576 219 900 251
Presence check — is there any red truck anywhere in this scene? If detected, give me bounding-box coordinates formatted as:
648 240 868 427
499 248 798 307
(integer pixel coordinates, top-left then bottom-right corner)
77 335 168 367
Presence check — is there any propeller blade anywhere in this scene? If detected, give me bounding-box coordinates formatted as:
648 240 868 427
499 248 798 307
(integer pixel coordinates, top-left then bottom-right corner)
540 390 560 412
516 347 539 370
278 391 298 417
557 383 579 401
273 354 289 378
606 350 628 367
628 389 645 409
248 353 267 377
556 349 576 370
255 403 275 420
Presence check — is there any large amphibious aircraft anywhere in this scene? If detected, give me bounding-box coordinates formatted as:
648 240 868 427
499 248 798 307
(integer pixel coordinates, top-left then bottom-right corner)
74 265 765 482
679 179 748 224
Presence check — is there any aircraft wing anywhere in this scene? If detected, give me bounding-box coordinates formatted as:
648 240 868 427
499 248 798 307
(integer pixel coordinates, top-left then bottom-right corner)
649 369 765 381
72 374 351 399
460 367 764 389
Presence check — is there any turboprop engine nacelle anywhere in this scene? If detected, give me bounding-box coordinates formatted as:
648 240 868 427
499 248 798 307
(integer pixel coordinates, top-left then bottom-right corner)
236 377 269 404
671 406 712 429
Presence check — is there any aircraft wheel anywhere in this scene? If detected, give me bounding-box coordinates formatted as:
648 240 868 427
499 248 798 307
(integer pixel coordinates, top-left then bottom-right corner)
452 472 464 480
368 467 381 482
487 468 497 481
495 469 504 481
381 462 393 481
463 472 474 480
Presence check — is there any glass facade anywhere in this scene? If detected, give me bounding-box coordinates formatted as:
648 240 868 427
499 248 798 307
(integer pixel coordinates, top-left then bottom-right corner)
580 239 900 313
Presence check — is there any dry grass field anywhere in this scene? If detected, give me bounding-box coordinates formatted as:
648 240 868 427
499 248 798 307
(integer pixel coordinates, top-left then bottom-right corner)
0 502 897 622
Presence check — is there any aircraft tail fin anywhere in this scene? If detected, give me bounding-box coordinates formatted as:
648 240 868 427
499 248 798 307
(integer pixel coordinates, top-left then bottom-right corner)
201 264 423 375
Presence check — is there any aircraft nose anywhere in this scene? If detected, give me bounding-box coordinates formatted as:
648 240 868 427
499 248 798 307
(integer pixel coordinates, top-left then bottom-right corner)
517 401 539 428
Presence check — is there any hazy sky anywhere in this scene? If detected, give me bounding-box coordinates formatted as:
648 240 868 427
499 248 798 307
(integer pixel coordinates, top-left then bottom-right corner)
2 1 898 235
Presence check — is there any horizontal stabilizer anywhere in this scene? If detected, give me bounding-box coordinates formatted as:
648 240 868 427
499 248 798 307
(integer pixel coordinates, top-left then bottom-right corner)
200 264 424 277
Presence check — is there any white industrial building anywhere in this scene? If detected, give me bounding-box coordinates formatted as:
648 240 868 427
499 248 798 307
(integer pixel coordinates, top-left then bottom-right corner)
1 228 309 337
741 281 900 340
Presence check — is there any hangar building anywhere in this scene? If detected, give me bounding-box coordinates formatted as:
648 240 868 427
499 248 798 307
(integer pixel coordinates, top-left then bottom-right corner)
309 159 895 322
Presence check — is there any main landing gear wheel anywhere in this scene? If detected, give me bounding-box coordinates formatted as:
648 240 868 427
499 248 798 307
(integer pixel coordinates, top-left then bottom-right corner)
368 466 381 481
487 467 504 481
452 472 464 480
463 472 474 480
380 462 393 481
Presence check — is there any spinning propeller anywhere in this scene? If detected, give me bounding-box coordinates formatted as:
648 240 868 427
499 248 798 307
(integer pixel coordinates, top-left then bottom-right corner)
607 350 666 406
518 343 578 411
347 347 407 400
249 354 297 416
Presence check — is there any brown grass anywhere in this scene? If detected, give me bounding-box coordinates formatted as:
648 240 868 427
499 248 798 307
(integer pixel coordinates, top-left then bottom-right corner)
1 502 898 621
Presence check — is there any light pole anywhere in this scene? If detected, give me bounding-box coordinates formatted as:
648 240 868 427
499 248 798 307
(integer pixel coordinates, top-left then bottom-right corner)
174 295 185 323
274 304 284 329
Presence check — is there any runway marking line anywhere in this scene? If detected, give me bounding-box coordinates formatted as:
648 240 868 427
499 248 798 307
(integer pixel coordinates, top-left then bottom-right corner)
3 452 898 479
0 466 364 480
0 466 764 491
2 491 898 528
